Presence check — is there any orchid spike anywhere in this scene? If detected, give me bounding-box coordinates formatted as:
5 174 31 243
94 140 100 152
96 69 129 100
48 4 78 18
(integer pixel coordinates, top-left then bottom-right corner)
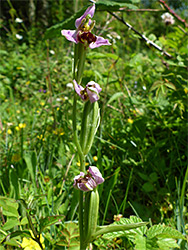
61 4 111 49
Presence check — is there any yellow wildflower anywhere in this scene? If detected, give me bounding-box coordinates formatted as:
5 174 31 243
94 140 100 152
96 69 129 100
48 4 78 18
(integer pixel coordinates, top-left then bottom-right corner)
127 118 133 124
184 88 188 94
57 107 60 111
37 134 45 141
16 110 21 114
93 156 98 162
19 123 26 129
21 231 45 250
15 126 20 131
26 81 30 85
7 129 12 134
76 162 89 167
40 101 45 106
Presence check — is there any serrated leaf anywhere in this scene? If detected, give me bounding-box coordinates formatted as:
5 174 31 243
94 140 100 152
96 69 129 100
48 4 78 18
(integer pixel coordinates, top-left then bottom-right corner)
39 215 65 232
147 225 186 240
135 234 147 250
57 222 79 248
107 92 124 104
96 0 138 11
157 237 180 249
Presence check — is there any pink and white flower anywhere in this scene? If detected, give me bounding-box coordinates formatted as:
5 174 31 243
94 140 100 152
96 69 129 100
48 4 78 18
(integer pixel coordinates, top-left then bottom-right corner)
61 4 111 49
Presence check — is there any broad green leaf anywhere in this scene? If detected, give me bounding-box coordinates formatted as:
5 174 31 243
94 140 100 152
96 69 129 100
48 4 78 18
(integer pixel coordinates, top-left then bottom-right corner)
147 225 186 240
2 219 20 231
0 197 19 217
157 237 180 249
142 182 154 192
135 234 147 250
39 215 65 232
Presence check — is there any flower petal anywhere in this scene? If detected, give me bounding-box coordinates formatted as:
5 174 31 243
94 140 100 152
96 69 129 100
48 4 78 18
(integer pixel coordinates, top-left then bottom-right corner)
75 4 95 28
61 30 78 43
89 166 104 185
87 81 102 93
89 36 111 49
86 88 99 103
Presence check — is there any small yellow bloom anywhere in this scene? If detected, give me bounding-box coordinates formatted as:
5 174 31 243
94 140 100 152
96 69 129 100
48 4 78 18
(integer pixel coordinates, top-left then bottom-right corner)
16 110 20 114
15 126 20 131
19 123 26 129
76 162 89 167
21 230 45 250
40 101 45 106
36 110 40 113
37 134 45 141
184 88 188 94
127 118 133 124
16 66 22 70
93 156 98 162
5 99 8 102
26 81 30 85
57 107 60 111
7 129 12 134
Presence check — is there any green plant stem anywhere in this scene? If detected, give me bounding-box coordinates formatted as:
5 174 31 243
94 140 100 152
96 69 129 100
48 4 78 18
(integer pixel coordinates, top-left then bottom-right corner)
72 43 87 250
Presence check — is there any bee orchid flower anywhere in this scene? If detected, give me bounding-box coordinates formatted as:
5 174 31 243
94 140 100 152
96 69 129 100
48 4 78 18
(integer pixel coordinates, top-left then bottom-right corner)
61 4 111 49
73 166 104 192
73 80 102 103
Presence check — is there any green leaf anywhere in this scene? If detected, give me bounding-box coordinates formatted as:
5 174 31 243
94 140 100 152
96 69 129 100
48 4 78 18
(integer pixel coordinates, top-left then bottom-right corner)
87 52 119 60
0 196 19 217
96 0 138 11
2 219 20 231
56 222 79 248
107 92 124 104
39 215 65 232
142 182 154 192
147 225 186 240
135 234 147 250
44 6 88 39
93 216 148 240
164 82 176 91
1 230 31 245
157 237 180 249
24 152 37 191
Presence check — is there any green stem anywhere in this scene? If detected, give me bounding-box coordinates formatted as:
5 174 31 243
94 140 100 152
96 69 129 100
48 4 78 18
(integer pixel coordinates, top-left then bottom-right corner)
72 43 87 250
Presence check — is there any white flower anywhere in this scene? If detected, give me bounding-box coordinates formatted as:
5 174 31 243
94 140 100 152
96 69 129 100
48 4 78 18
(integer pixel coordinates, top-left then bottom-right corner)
161 12 175 25
49 50 55 55
66 83 74 89
15 34 23 40
15 18 23 23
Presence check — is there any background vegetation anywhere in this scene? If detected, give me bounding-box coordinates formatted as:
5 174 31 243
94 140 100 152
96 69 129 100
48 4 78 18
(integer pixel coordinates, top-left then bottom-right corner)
0 0 187 249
